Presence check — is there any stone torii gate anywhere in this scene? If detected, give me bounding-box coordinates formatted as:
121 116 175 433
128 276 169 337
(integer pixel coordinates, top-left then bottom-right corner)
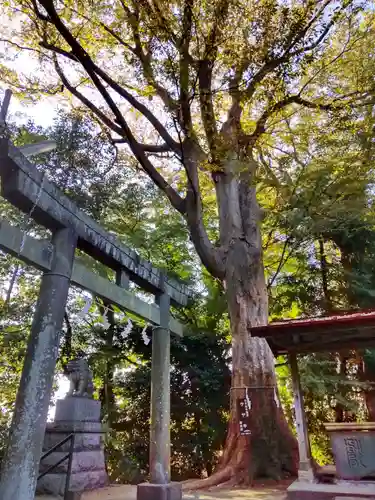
0 92 191 500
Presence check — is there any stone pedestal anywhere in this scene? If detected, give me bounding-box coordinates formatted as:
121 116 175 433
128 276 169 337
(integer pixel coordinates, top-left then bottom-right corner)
324 423 375 480
55 397 101 422
37 397 108 496
287 479 375 499
137 482 182 500
297 460 316 482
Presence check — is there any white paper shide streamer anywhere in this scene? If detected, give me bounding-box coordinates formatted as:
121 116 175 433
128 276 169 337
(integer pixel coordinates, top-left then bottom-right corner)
76 295 150 344
141 324 150 345
101 307 111 330
77 295 92 319
120 318 133 339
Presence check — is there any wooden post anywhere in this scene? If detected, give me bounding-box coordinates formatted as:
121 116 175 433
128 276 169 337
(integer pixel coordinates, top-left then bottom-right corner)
116 268 130 290
0 228 77 500
149 291 171 484
289 353 315 482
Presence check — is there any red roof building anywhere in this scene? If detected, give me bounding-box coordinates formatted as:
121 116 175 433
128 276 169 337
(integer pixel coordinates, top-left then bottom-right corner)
251 310 375 355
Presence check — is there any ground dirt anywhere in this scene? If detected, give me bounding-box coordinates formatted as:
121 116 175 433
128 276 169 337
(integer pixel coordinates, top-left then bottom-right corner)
36 482 288 500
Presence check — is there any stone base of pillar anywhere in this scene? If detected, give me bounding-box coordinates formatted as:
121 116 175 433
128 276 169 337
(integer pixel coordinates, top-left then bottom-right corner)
65 493 83 500
137 482 182 500
297 460 316 482
36 397 108 496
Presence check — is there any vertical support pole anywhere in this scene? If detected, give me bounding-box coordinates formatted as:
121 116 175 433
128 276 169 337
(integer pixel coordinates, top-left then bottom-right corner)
116 268 130 290
289 353 315 482
64 433 75 500
0 228 77 500
150 291 170 484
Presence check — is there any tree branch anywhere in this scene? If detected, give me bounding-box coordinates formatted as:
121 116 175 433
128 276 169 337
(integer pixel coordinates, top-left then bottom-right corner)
221 60 249 137
53 56 123 135
179 0 193 133
112 138 173 153
222 3 337 133
40 41 78 61
40 3 185 213
120 1 178 114
285 0 334 57
199 60 218 155
242 0 344 102
185 184 225 279
1 38 48 57
247 94 336 145
32 0 226 279
181 141 224 279
40 39 181 155
31 0 50 21
198 0 229 154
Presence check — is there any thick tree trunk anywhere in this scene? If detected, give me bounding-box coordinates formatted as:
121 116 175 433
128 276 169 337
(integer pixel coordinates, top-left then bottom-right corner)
218 246 297 484
185 166 298 488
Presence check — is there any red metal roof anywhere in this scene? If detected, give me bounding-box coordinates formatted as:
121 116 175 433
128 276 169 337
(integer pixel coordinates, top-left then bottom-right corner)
251 309 375 355
254 309 375 331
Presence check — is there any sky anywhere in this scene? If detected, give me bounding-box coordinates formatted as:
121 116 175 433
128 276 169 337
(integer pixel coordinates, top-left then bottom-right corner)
0 9 62 127
48 376 70 421
0 86 63 128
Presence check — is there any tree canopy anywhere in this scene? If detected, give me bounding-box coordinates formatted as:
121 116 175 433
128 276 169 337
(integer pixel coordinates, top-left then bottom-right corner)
1 0 374 278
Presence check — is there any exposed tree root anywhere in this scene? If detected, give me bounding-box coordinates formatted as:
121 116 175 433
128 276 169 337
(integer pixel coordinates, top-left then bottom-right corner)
182 458 296 492
182 395 298 492
209 477 239 490
182 466 233 491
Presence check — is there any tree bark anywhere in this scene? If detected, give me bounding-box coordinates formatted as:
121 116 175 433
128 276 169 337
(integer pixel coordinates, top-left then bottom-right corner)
185 166 298 488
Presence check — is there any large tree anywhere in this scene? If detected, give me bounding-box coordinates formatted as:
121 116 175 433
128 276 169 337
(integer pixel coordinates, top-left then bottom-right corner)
1 0 374 485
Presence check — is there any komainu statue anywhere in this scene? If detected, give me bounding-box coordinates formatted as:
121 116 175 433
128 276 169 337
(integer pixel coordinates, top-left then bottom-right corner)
66 357 94 398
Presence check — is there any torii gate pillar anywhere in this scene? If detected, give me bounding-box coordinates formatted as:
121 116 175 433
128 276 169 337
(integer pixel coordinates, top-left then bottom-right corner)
137 292 182 500
0 228 77 500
